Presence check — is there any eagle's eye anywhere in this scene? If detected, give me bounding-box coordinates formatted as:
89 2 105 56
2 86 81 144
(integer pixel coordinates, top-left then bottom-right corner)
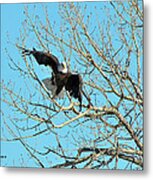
62 63 65 68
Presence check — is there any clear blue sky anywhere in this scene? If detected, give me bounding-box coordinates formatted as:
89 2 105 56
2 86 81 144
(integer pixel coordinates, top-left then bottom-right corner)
1 1 143 169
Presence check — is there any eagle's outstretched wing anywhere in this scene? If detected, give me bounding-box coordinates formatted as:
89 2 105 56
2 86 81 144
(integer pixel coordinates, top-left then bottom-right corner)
22 47 59 74
42 78 64 99
65 74 83 111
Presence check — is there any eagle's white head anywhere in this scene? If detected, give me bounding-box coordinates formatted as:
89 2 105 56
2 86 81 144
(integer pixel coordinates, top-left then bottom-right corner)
58 62 68 74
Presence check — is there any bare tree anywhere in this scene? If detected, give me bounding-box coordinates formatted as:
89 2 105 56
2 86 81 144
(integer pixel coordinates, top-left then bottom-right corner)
1 1 143 170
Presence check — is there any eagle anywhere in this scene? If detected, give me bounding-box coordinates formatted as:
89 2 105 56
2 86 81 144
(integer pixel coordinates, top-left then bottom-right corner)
22 47 83 111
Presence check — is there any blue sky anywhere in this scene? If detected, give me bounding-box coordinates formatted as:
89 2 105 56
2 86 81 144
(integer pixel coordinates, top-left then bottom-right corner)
1 1 143 169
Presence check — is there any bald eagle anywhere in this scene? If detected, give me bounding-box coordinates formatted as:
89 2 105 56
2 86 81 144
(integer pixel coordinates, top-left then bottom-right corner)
22 47 83 111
